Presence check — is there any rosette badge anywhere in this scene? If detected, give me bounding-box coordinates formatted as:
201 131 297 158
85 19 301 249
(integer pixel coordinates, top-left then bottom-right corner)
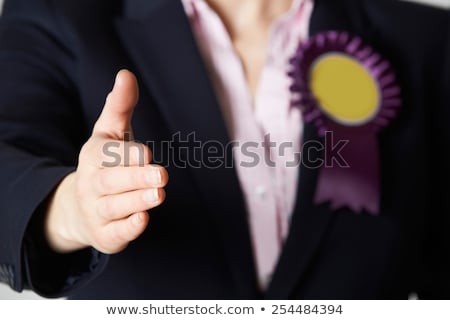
289 31 402 215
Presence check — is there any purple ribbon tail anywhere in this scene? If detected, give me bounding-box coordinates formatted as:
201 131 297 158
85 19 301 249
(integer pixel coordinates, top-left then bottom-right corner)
314 131 380 215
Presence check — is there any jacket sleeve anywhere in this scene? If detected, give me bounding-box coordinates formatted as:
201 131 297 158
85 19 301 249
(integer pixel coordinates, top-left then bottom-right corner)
419 8 450 299
0 0 107 298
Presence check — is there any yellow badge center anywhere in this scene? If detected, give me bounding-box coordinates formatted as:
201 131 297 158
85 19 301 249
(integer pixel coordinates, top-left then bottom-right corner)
310 53 380 125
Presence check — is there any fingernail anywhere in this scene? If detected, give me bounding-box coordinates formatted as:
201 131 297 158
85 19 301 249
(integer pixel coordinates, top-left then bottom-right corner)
144 189 159 204
113 73 120 91
149 169 162 185
113 70 125 91
132 213 142 226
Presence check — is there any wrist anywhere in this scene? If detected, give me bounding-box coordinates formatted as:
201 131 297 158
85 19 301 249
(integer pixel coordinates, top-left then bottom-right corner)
44 172 87 253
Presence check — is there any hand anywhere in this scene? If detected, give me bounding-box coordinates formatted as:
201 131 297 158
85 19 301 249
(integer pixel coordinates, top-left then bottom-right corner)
45 70 168 254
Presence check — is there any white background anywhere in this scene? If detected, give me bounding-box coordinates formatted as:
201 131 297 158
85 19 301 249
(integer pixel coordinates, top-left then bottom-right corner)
0 0 449 300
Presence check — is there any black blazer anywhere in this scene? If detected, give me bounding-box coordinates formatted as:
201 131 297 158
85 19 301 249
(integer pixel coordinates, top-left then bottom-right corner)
0 0 449 299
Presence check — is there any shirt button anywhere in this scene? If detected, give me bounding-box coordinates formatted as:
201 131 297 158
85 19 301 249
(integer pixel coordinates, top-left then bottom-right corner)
255 185 267 200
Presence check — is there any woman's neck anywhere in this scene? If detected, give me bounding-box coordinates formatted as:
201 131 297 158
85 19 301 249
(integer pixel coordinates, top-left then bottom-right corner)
204 0 294 98
205 0 293 39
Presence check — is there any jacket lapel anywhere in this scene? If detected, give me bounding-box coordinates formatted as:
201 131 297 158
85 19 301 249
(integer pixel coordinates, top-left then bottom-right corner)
266 0 376 298
115 0 259 298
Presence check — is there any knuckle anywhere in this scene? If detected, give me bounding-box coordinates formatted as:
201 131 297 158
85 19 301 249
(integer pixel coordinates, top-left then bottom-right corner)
105 226 130 252
96 198 116 221
129 143 146 166
105 92 113 104
121 142 152 167
90 229 105 249
115 226 131 244
87 227 113 254
93 226 128 255
97 171 113 194
78 141 93 163
74 177 89 200
80 138 112 167
129 167 143 187
101 140 122 168
97 242 125 255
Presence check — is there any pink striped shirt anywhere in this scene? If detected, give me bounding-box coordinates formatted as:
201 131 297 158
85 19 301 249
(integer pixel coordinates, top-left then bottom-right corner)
182 0 314 290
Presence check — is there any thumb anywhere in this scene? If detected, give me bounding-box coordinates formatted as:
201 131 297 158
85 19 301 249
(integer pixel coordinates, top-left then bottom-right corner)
93 70 139 140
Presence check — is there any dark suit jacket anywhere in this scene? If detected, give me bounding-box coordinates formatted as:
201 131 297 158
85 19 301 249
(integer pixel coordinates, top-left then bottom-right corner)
0 0 449 299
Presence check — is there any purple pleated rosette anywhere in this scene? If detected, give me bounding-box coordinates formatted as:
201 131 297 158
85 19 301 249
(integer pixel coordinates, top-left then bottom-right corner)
289 31 402 215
